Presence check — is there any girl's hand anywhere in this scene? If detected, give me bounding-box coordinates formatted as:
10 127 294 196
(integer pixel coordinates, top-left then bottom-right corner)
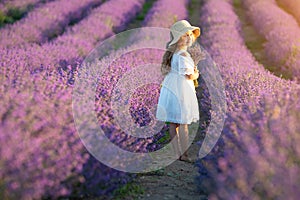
194 70 199 80
194 67 198 73
186 69 199 80
194 66 200 76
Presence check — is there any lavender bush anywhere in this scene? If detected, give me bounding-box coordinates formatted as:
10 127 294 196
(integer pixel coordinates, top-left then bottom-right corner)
143 0 189 27
0 0 146 75
0 0 44 13
196 0 300 199
209 88 300 200
199 0 291 110
0 0 104 47
94 49 163 152
0 0 51 18
0 0 39 27
0 0 147 198
242 0 300 81
0 0 195 198
0 69 90 199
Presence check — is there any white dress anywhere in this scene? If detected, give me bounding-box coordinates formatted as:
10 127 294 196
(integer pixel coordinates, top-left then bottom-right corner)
156 49 199 124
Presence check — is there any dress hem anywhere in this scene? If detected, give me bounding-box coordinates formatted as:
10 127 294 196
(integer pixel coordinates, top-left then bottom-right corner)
156 117 199 125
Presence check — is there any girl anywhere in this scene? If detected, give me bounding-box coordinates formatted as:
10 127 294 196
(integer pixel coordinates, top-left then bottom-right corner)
156 20 200 163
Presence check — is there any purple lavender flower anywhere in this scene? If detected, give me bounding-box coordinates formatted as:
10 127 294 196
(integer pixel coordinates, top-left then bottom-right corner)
196 0 300 199
0 0 147 198
0 0 104 47
242 0 300 81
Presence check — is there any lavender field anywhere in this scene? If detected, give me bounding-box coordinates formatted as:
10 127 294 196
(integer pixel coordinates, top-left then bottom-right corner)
1 0 300 199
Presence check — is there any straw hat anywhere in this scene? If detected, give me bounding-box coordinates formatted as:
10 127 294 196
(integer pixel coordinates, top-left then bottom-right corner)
168 20 201 47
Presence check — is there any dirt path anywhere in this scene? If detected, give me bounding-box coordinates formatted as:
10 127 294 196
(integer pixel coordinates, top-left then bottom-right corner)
121 137 207 200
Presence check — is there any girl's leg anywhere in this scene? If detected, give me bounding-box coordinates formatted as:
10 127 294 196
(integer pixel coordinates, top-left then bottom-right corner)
169 123 180 158
178 124 191 161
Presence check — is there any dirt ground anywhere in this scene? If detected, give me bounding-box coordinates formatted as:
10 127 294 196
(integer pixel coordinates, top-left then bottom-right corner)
122 137 208 200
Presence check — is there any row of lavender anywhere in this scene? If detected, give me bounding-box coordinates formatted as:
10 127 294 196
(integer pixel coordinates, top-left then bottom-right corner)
195 0 300 199
0 0 104 48
1 0 145 81
0 0 147 199
242 0 300 81
143 0 188 27
0 0 49 15
0 1 195 197
0 0 42 28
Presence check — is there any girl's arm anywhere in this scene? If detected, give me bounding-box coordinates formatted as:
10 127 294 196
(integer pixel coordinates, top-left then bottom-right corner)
185 67 199 80
179 52 199 80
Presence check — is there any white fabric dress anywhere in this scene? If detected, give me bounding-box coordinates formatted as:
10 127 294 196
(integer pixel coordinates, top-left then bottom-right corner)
156 49 199 124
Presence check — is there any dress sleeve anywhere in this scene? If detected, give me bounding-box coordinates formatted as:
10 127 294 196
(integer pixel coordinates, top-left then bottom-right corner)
178 55 195 75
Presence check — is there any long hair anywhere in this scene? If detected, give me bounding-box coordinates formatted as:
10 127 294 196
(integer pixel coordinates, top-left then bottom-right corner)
161 43 177 76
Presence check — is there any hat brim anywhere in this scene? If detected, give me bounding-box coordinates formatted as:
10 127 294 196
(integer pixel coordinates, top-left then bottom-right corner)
168 26 201 47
